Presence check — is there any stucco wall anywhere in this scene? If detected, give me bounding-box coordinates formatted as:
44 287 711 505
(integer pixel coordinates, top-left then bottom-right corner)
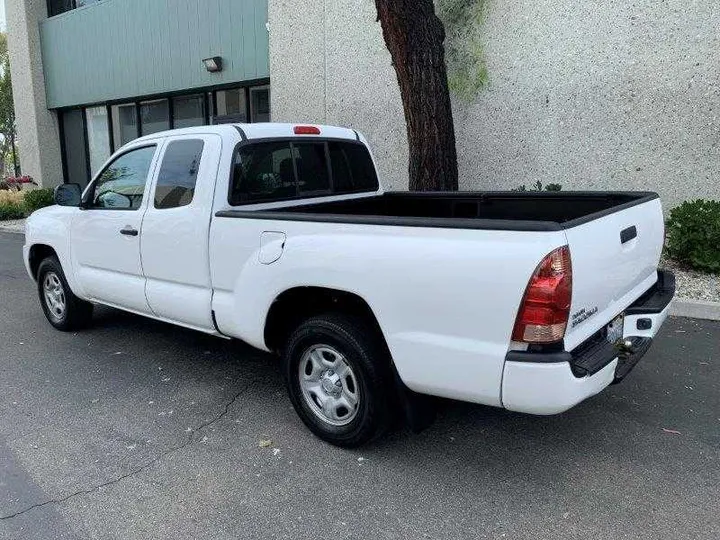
269 0 408 190
6 0 63 188
269 0 720 208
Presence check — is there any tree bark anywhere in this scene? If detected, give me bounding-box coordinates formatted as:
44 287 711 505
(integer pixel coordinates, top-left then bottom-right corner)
11 131 19 176
375 0 458 191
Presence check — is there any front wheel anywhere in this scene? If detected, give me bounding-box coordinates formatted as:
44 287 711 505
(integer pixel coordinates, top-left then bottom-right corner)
283 313 393 447
37 256 93 331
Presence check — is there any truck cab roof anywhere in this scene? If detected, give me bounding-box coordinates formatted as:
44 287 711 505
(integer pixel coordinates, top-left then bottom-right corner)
132 123 361 145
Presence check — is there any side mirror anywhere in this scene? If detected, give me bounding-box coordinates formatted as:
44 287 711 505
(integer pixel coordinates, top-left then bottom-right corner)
54 183 82 207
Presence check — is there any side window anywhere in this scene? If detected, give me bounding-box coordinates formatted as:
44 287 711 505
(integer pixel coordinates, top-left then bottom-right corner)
230 142 296 203
293 143 330 194
154 139 204 209
89 146 156 210
329 142 379 194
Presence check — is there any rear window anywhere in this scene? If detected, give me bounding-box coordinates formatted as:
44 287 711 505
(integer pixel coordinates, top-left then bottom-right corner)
230 142 296 203
328 142 378 194
293 142 330 194
229 140 378 205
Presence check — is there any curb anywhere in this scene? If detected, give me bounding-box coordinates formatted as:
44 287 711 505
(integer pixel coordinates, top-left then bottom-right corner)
0 227 24 235
670 298 720 321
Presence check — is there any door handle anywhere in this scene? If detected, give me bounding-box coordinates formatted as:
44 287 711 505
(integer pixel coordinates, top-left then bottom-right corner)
120 226 138 237
620 225 637 244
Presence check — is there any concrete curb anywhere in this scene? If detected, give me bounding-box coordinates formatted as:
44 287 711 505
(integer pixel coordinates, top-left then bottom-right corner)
670 298 720 321
0 219 26 235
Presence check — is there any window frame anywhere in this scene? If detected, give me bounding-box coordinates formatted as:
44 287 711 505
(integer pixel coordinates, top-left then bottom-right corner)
227 137 378 206
82 143 158 211
111 102 139 152
84 105 112 177
171 94 206 130
249 85 271 123
139 98 171 137
58 80 269 184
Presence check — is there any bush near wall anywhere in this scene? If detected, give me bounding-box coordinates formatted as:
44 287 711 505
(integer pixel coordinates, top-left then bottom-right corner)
665 199 720 273
0 188 55 220
22 188 55 214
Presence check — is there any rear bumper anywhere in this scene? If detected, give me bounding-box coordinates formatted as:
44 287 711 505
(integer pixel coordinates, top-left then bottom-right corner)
501 270 675 415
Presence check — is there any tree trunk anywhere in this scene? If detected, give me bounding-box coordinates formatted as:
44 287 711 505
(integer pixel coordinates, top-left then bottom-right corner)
375 0 458 191
10 132 19 176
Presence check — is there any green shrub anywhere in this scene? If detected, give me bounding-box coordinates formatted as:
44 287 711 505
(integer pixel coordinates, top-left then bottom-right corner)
0 202 26 220
22 188 55 214
666 199 720 273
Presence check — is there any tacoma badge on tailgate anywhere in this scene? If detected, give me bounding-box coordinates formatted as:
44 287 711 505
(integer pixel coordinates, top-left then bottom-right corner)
571 306 598 328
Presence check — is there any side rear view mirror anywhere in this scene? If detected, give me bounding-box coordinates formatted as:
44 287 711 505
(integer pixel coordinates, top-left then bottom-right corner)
54 183 82 207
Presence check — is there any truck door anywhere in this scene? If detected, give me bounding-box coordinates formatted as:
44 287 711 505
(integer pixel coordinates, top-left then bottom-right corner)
70 144 159 313
140 134 222 330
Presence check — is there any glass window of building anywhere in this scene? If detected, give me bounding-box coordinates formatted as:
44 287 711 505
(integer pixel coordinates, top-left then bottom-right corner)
48 0 74 16
154 139 204 209
173 95 205 129
215 88 247 123
250 86 270 122
85 106 111 176
140 99 170 136
49 0 102 16
111 103 138 150
61 109 89 186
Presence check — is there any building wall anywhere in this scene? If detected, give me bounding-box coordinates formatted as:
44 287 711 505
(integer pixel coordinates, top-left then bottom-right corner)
6 0 63 187
269 0 408 191
269 0 720 208
40 0 269 109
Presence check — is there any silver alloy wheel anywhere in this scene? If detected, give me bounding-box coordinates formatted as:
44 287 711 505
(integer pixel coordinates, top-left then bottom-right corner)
43 272 66 321
298 344 360 426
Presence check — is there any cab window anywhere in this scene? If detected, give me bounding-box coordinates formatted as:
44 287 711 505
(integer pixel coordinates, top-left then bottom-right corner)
88 146 156 210
154 139 204 209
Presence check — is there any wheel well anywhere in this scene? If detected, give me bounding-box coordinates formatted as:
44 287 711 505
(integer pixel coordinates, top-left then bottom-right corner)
264 287 384 353
28 244 58 280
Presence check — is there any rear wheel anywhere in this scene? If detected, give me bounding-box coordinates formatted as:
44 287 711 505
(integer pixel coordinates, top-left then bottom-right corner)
283 313 393 447
37 256 93 331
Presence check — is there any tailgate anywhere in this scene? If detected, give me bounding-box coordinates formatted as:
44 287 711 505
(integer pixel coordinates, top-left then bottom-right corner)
563 196 664 350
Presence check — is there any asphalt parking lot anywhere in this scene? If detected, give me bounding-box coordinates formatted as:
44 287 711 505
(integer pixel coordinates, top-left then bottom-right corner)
0 230 718 540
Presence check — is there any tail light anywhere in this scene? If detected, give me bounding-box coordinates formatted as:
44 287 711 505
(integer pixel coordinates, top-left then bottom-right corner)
293 125 321 135
512 246 572 344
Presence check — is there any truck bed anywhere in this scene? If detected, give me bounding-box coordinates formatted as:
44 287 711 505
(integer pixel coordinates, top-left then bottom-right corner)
218 191 659 232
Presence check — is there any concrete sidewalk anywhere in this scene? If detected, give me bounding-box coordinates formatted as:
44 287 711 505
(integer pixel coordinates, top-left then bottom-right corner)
0 218 25 234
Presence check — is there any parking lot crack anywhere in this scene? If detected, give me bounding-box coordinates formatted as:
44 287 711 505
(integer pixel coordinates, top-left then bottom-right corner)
0 383 253 521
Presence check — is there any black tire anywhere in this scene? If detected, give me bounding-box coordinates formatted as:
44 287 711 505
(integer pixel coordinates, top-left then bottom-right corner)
37 256 93 331
283 313 393 447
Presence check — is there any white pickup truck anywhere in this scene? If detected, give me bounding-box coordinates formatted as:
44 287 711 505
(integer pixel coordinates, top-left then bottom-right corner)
24 123 675 446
